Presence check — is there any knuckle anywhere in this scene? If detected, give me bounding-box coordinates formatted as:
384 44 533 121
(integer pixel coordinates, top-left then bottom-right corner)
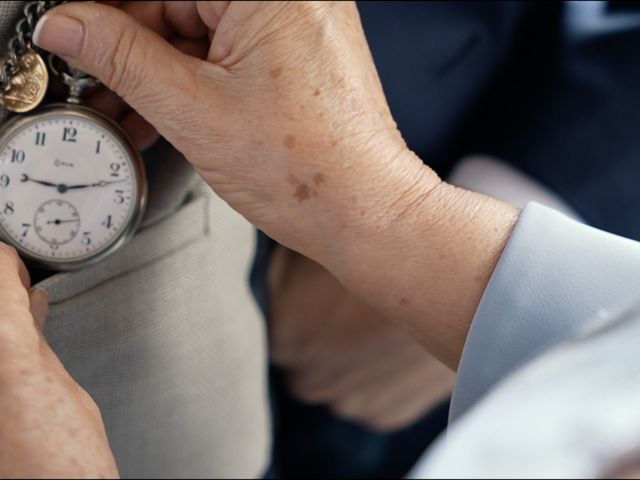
269 336 311 368
105 26 140 95
290 387 323 405
83 392 103 419
72 381 104 420
287 375 335 404
268 332 298 366
63 4 145 99
331 396 368 423
290 1 328 19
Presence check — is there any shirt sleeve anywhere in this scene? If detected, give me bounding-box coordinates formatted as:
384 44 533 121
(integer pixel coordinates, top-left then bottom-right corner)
450 202 640 421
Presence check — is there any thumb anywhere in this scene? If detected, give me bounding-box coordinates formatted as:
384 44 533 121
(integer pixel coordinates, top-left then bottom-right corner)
33 2 204 140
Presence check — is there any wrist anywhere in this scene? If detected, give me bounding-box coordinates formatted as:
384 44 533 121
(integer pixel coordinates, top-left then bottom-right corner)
280 135 434 264
319 150 519 368
319 147 442 282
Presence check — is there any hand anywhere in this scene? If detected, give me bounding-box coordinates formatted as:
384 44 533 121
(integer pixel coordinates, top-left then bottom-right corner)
0 243 118 478
270 246 455 431
34 1 430 261
34 1 519 367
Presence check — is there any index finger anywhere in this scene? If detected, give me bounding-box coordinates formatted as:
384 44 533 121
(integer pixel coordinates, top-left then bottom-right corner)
119 1 208 39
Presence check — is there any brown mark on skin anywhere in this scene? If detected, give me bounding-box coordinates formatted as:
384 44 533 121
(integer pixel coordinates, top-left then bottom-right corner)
270 67 283 79
399 297 410 305
359 209 366 216
295 184 311 202
288 174 312 202
313 172 326 186
284 135 296 150
313 88 321 96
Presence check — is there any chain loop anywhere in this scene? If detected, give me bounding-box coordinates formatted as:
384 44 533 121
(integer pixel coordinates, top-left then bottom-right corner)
0 1 65 92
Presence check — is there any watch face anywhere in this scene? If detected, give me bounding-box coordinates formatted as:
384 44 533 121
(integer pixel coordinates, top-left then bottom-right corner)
0 106 146 269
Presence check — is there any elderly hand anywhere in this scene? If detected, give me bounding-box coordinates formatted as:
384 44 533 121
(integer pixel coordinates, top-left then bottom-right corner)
34 1 421 259
34 1 518 367
0 244 118 478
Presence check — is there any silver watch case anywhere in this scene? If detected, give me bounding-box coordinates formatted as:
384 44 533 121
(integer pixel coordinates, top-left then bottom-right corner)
0 103 148 271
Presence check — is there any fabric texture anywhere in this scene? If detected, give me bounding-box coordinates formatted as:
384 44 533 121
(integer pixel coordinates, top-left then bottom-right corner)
448 155 581 219
413 299 640 478
1 2 270 477
39 188 270 478
452 202 640 420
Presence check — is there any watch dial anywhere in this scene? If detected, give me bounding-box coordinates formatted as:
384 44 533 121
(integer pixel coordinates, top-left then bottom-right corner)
0 110 140 266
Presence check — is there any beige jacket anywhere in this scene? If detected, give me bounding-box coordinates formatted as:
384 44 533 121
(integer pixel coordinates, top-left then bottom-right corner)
0 2 270 478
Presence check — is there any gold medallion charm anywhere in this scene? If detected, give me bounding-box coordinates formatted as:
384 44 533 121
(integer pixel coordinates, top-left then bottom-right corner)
0 49 49 113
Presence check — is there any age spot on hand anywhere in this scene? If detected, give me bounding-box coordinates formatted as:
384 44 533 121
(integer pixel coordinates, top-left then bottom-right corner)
270 67 283 79
313 173 325 186
284 135 296 150
288 174 315 202
295 184 311 202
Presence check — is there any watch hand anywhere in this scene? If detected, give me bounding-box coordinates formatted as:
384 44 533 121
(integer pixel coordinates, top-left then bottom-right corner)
93 180 126 187
22 174 125 192
47 218 80 225
21 174 60 188
66 179 126 190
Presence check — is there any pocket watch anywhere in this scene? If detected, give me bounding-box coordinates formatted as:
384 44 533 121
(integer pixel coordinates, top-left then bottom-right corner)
0 1 147 271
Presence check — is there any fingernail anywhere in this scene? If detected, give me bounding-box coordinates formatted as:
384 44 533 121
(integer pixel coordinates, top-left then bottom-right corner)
29 288 50 328
33 14 85 57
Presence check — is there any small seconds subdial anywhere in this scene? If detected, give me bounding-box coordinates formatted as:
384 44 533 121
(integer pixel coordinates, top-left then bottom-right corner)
34 199 80 246
0 105 145 269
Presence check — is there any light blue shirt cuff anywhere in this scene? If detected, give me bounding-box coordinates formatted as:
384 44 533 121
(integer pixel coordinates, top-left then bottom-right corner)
450 202 640 421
